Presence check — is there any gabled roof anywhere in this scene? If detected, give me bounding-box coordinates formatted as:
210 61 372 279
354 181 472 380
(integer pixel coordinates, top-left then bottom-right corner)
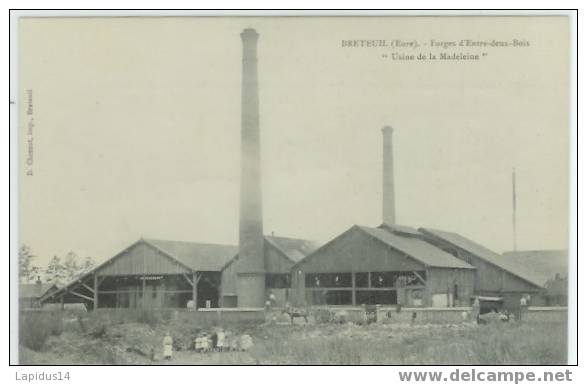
420 228 545 288
502 249 568 286
19 283 58 299
358 226 475 269
264 235 320 264
144 239 238 272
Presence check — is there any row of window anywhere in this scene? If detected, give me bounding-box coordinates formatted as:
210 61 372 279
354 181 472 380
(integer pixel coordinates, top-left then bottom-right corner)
96 272 426 293
305 271 425 288
307 289 404 305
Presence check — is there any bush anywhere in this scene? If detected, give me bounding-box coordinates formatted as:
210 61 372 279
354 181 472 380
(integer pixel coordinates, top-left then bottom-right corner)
19 312 63 351
85 342 128 365
47 313 64 336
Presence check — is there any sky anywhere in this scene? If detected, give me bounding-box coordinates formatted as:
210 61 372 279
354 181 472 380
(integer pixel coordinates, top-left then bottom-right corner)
18 16 570 267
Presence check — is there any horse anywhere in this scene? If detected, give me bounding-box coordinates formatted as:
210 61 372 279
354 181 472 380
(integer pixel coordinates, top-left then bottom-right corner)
282 306 310 324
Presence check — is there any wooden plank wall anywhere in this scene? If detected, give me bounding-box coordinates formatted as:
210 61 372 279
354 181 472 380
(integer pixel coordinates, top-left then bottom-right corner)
98 242 189 276
297 228 424 273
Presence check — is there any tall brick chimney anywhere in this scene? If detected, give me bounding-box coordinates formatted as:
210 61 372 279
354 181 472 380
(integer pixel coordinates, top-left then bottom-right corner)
382 126 396 225
237 28 265 308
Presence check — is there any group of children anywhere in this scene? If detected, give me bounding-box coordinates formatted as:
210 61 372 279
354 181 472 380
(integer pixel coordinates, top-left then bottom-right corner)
162 329 254 360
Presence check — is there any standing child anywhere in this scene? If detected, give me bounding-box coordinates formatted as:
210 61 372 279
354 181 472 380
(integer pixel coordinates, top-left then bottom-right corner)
163 332 173 360
471 297 480 324
519 295 529 321
216 328 225 352
201 332 211 352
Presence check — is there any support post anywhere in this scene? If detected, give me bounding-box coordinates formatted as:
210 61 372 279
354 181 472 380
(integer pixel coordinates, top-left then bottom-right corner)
192 272 198 310
351 272 356 306
93 274 99 310
142 275 146 309
423 268 431 307
219 272 224 308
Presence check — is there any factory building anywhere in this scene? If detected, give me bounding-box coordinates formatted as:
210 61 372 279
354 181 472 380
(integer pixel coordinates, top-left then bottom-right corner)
43 238 238 310
290 224 475 307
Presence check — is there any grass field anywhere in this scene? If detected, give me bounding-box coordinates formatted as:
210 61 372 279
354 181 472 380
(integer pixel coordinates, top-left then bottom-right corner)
19 311 567 365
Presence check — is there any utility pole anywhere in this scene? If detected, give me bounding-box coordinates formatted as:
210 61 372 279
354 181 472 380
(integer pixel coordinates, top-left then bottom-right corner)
512 168 518 252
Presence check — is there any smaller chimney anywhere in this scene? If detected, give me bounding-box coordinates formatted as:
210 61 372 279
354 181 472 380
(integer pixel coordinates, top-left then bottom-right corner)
35 276 42 296
382 126 396 225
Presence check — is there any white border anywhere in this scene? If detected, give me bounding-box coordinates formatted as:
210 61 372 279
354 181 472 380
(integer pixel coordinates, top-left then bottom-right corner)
4 4 581 383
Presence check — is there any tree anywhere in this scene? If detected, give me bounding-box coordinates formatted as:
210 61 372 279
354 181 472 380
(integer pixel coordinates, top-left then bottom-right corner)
80 256 95 275
45 255 67 287
63 252 95 282
19 245 40 283
63 251 80 283
44 251 95 287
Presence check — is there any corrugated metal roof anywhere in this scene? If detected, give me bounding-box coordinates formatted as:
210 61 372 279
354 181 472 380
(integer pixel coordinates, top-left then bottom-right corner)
265 235 320 263
420 228 545 288
502 249 568 286
145 239 238 272
357 226 475 269
19 283 57 299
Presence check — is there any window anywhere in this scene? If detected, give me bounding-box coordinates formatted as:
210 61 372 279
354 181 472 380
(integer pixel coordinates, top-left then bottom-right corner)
353 271 427 288
371 272 396 288
355 273 369 287
305 273 352 288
